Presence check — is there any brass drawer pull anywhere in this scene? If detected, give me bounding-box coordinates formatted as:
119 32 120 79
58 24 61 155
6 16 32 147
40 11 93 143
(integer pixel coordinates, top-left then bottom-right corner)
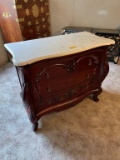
2 12 11 18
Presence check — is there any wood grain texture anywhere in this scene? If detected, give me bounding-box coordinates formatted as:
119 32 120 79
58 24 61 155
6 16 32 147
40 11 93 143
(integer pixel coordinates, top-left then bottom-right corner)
0 0 51 42
0 0 23 42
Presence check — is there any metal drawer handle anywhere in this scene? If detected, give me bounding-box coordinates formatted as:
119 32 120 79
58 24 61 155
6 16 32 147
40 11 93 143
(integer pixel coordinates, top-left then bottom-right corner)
2 12 11 18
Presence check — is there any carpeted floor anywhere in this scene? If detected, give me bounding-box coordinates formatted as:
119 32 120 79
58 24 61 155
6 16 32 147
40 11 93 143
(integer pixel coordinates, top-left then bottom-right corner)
0 62 120 160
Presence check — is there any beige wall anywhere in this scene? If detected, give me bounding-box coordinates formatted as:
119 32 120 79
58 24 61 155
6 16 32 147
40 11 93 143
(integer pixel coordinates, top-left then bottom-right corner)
49 0 120 35
0 29 8 66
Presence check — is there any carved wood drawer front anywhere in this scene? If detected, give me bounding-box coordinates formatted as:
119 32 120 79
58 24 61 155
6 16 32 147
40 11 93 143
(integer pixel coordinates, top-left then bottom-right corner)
32 72 98 112
29 49 104 112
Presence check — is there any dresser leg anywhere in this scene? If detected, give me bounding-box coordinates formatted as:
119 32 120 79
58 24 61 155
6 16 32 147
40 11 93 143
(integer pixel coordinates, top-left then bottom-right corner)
32 122 38 131
93 93 99 102
93 88 102 102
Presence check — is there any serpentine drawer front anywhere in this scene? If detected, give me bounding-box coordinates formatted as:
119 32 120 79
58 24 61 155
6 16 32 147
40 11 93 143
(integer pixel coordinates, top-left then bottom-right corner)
29 49 102 111
4 32 114 131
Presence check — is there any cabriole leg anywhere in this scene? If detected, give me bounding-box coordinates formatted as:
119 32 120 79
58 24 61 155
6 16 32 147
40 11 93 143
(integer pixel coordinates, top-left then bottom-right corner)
93 93 99 102
93 87 102 102
32 122 38 131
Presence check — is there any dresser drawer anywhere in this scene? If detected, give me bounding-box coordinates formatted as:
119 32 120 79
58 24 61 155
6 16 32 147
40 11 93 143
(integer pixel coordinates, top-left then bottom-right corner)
29 47 104 81
29 50 103 112
32 66 99 112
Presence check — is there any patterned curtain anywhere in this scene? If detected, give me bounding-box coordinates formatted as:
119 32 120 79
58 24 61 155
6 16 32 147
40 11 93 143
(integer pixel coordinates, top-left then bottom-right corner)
15 0 51 40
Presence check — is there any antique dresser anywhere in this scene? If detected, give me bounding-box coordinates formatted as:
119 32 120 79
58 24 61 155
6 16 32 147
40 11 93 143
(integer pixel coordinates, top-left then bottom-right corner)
4 32 114 131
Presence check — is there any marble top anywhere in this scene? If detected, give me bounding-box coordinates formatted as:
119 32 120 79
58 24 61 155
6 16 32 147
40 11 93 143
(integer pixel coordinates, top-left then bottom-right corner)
4 31 115 66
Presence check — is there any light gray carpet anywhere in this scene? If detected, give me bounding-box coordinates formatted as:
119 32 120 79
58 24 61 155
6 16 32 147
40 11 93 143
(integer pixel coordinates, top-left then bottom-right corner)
0 62 120 160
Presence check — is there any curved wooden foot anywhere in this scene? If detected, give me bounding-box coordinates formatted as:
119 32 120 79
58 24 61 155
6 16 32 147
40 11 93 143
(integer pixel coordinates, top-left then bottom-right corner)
93 93 99 102
32 122 38 131
93 88 102 102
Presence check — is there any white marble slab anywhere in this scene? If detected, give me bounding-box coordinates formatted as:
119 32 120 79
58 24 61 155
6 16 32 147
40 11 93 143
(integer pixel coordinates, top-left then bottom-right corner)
4 32 115 66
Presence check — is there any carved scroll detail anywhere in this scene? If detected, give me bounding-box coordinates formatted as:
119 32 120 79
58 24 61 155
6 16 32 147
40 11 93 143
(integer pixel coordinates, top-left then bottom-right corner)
64 60 76 72
32 54 100 107
36 68 46 82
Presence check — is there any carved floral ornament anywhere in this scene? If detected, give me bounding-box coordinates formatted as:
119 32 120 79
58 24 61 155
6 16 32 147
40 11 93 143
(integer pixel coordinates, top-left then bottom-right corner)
34 57 99 106
35 55 99 82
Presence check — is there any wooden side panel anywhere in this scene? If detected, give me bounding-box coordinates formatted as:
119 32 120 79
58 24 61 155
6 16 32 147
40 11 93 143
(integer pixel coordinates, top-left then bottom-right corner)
0 0 23 43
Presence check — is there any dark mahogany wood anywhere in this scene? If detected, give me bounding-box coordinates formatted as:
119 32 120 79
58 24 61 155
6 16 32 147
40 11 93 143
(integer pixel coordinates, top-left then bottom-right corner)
0 0 23 43
16 46 109 131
